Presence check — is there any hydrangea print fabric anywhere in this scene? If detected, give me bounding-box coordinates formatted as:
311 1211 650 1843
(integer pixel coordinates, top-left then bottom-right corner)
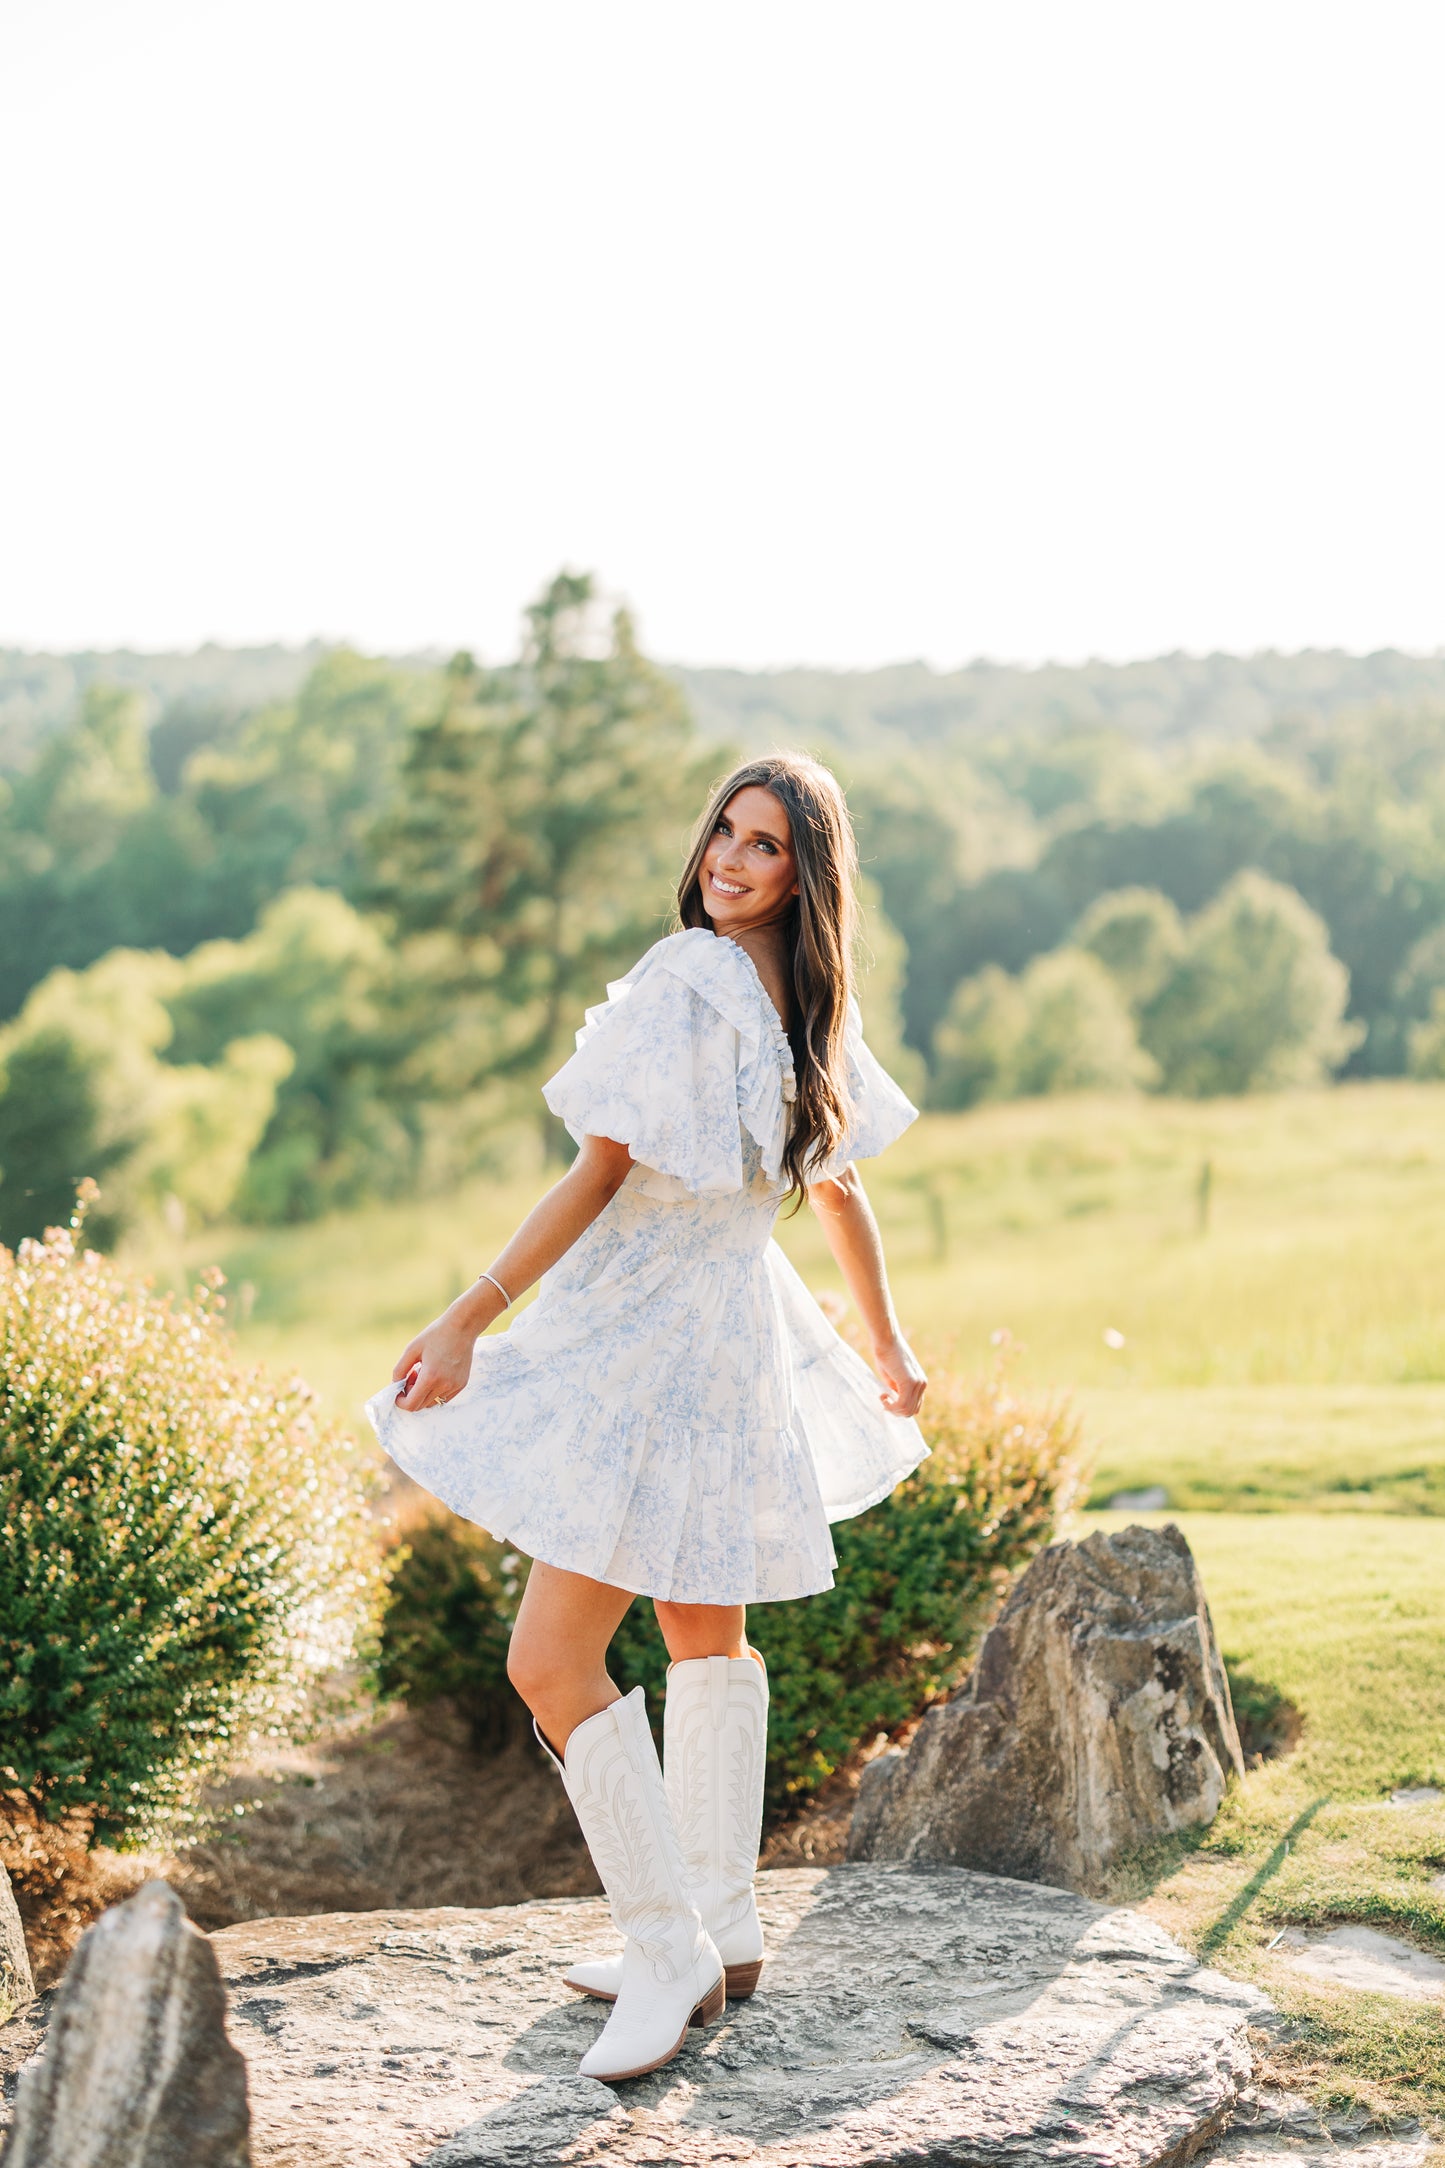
365 929 926 1603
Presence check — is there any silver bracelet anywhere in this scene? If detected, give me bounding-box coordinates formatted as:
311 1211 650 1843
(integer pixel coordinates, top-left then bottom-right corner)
476 1269 513 1310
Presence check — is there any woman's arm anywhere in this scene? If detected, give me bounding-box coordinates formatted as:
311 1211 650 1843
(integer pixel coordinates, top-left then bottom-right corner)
807 1163 927 1417
392 1134 634 1410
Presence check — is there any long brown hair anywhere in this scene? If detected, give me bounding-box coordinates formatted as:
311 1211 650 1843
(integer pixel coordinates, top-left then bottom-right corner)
676 752 857 1198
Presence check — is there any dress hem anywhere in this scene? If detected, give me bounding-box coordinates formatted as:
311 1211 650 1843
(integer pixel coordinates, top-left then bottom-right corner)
822 1444 931 1524
378 1443 838 1607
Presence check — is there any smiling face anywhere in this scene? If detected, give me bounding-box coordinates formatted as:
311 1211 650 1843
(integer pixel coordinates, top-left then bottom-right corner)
699 784 799 934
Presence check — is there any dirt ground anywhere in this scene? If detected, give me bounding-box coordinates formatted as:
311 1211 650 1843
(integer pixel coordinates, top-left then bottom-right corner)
3 1699 875 1992
3 1705 594 1990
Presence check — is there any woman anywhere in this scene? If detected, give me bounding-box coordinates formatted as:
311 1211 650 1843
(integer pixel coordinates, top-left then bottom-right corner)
367 751 927 2084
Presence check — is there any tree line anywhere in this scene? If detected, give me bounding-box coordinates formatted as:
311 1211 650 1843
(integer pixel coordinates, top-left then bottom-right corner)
3 576 1445 1245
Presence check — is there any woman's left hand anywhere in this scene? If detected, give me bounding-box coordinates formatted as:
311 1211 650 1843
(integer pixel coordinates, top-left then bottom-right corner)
873 1332 927 1417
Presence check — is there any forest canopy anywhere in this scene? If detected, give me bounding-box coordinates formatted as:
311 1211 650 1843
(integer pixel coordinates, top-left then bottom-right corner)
3 595 1445 1244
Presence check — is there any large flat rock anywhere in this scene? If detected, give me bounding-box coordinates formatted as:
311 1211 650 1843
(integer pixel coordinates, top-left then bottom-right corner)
163 1864 1268 2168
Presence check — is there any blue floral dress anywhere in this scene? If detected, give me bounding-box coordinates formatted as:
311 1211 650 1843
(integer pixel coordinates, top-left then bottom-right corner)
365 928 927 1603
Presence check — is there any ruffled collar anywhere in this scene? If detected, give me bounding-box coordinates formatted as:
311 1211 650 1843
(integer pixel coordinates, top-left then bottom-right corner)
717 936 797 1104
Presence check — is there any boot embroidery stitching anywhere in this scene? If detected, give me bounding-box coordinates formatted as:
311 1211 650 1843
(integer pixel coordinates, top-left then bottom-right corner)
573 1740 683 1984
716 1717 762 1931
670 1720 711 1888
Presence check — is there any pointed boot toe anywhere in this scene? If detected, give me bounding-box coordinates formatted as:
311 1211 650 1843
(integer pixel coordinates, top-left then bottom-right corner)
564 1953 623 2001
577 1938 725 2082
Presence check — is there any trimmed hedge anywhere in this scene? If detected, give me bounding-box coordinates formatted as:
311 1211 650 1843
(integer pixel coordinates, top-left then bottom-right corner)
0 1188 384 1842
378 1344 1085 1812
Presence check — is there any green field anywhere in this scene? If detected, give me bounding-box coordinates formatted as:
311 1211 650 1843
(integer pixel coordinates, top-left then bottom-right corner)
130 1080 1445 2123
141 1080 1445 1513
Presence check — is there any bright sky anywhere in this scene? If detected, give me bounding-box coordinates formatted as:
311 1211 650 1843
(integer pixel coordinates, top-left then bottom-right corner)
2 2 1442 670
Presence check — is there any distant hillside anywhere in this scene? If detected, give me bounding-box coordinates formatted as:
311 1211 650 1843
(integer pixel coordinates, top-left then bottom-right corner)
5 641 1445 776
674 649 1445 758
0 644 330 773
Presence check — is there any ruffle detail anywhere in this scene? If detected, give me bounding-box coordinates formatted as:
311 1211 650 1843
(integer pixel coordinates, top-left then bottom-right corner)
541 929 795 1194
659 931 797 1186
767 1243 928 1516
812 998 919 1180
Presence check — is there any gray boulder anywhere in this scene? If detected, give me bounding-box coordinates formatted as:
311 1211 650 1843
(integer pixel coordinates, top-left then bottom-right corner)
3 1879 249 2168
0 1862 32 2023
850 1521 1245 1894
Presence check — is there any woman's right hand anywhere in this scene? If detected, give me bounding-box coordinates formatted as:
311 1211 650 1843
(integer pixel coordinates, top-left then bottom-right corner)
391 1310 477 1411
388 1139 632 1412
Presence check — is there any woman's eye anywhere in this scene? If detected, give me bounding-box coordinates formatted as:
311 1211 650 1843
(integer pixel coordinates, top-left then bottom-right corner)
755 839 777 854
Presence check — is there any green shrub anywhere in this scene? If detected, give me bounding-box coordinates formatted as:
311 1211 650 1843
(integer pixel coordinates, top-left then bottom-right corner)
374 1517 526 1750
0 1186 383 1843
377 1343 1085 1814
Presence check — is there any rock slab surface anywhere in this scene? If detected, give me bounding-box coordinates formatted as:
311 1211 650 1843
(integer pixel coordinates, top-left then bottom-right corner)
851 1523 1244 1895
1275 1925 1445 2002
0 1863 1269 2168
0 1866 31 2024
3 1878 250 2168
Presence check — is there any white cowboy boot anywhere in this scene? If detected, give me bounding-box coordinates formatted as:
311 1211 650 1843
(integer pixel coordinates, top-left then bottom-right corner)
538 1687 724 2081
565 1653 768 2005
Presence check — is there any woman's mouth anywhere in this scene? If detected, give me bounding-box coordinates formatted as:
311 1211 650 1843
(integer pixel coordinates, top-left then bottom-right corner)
709 872 748 897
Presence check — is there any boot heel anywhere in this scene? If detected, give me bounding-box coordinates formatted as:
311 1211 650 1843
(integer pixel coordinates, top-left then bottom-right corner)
723 1959 763 1998
691 1974 726 2027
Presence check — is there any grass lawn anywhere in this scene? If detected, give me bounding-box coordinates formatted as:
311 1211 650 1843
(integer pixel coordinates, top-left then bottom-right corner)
126 1080 1445 2128
1078 1385 1445 1513
1089 1510 1445 2129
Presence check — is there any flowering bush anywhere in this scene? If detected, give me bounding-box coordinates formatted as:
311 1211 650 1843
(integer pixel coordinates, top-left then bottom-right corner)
378 1336 1087 1813
0 1187 383 1842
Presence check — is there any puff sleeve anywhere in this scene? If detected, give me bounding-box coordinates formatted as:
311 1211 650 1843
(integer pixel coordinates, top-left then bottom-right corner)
812 999 918 1179
541 931 793 1195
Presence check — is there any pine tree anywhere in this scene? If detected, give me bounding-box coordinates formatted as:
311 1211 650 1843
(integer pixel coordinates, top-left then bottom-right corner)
366 573 711 1132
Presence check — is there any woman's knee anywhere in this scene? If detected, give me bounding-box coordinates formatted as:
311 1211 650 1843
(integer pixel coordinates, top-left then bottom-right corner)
654 1600 748 1662
505 1628 549 1708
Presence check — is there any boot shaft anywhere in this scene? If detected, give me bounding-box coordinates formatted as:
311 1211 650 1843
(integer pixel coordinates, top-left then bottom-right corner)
559 1688 707 1987
663 1654 768 1935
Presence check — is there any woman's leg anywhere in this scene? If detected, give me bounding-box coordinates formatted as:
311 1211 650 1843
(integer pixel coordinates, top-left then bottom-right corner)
506 1559 636 1752
652 1601 749 1662
513 1565 725 2079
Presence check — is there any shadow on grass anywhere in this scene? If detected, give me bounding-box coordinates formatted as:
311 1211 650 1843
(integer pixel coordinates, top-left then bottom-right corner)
1225 1656 1304 1768
1198 1798 1331 1959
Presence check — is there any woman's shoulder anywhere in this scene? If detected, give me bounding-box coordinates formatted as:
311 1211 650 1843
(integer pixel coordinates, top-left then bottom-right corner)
630 928 778 1038
638 925 744 979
